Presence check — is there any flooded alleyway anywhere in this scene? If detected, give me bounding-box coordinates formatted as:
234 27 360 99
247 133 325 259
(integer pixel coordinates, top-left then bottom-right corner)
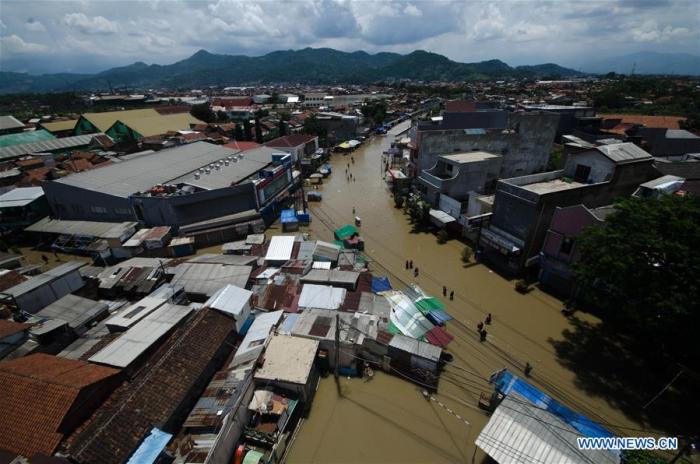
286 123 654 463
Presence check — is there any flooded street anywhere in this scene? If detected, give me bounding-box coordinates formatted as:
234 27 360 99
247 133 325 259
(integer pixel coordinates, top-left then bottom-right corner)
286 122 652 463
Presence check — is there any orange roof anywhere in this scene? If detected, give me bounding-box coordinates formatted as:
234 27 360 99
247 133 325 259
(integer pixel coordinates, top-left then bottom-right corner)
224 140 261 151
600 114 687 130
0 354 119 458
0 319 31 339
445 100 476 112
264 134 316 148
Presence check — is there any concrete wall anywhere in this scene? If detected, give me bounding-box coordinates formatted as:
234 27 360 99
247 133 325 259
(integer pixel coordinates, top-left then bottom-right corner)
417 112 559 178
563 150 615 183
488 160 657 272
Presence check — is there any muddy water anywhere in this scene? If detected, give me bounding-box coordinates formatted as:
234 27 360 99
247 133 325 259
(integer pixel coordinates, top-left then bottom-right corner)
285 124 651 463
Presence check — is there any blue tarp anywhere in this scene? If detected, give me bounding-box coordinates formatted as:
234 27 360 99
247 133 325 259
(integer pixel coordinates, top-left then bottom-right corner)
239 315 254 336
371 276 392 293
426 309 453 325
127 427 172 464
281 209 298 223
490 369 615 438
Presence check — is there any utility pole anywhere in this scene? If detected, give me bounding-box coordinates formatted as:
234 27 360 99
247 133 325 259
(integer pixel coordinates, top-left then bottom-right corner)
334 314 341 395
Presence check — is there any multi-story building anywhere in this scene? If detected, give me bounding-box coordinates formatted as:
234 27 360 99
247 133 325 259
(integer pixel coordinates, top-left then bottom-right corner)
479 143 658 274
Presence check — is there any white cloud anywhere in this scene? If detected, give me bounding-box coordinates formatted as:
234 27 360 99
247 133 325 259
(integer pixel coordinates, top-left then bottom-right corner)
25 19 46 32
64 12 118 34
0 34 47 54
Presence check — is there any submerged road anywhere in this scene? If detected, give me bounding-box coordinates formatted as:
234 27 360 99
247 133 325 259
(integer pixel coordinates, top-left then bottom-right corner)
286 123 654 463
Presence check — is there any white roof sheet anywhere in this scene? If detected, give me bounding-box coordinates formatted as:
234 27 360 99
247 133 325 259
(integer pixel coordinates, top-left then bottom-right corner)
265 235 295 262
595 143 652 164
254 335 319 385
169 263 252 297
103 294 170 331
34 294 108 330
231 309 284 368
298 284 346 310
475 392 620 464
89 303 192 368
204 284 252 318
0 187 44 208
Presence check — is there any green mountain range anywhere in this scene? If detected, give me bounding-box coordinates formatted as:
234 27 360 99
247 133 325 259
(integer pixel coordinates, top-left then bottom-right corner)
0 48 584 94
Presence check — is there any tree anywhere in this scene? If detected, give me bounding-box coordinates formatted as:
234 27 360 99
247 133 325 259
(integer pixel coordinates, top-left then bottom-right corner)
254 118 264 144
303 115 327 139
190 103 216 123
436 229 449 244
394 195 404 209
234 124 245 141
216 110 229 122
243 120 253 141
361 100 388 127
573 195 700 364
278 119 287 136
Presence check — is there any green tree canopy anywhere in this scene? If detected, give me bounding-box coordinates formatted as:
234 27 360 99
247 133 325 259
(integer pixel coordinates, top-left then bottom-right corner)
190 103 216 123
303 115 327 139
573 194 700 364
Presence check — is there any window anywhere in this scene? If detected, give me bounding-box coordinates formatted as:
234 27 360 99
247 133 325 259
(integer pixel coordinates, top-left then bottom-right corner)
90 206 108 214
114 207 132 216
124 305 147 319
574 164 591 183
560 237 575 255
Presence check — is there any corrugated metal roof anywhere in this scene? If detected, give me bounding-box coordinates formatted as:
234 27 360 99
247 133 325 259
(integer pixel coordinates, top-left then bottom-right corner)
204 284 252 318
171 147 276 191
113 112 201 138
40 119 78 133
296 241 316 261
301 269 359 286
89 303 193 368
389 334 441 361
231 310 284 368
595 143 652 164
0 115 24 131
312 240 341 261
475 392 619 464
0 186 44 208
265 235 296 262
104 294 171 331
26 217 137 239
169 263 252 297
33 294 108 331
0 133 99 160
254 335 319 385
52 142 241 198
2 261 85 297
298 284 346 310
0 129 55 147
186 253 257 266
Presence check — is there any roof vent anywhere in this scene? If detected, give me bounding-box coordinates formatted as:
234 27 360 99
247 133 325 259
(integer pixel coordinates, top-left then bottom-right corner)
224 160 230 166
205 168 211 175
194 173 200 179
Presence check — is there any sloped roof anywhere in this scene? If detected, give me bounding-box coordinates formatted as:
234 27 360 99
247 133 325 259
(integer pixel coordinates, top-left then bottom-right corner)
595 143 652 164
0 353 118 458
264 134 316 148
0 115 25 131
0 186 44 208
68 309 236 464
81 109 160 132
0 129 55 148
0 319 31 339
110 112 203 138
40 119 78 133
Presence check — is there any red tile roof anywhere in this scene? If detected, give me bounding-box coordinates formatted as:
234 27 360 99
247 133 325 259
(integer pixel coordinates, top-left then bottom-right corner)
264 134 317 148
67 309 236 464
0 270 27 292
445 100 476 112
211 97 253 108
0 319 31 339
600 114 687 130
224 141 261 151
0 354 119 458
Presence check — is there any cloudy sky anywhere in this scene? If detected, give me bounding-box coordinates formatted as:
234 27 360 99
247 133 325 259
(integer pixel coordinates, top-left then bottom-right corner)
0 0 698 74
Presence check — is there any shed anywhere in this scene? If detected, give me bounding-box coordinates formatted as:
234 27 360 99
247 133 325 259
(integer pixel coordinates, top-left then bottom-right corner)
103 293 171 333
475 392 619 464
264 235 295 264
334 224 358 241
0 261 85 313
388 334 441 376
89 303 193 369
204 284 252 332
298 284 346 310
168 263 252 299
231 310 284 368
254 335 319 401
33 294 109 336
300 269 360 290
312 240 341 262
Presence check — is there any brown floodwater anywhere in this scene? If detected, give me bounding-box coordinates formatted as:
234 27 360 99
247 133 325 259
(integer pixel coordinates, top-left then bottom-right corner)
285 123 657 463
